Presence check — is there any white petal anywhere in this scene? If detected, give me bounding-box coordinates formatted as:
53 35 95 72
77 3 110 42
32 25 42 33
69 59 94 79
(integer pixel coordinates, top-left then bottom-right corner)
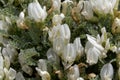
8 68 16 80
67 65 80 80
62 43 76 69
0 55 3 69
100 63 114 80
46 48 60 64
38 59 47 71
0 68 4 79
86 34 104 51
53 37 65 55
86 47 100 65
73 37 84 60
77 77 84 80
36 67 51 80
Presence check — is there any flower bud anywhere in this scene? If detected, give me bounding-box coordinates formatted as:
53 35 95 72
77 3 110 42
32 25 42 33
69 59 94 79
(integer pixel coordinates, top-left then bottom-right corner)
112 17 120 33
52 0 61 13
100 27 107 43
37 59 47 71
28 0 47 22
52 13 65 26
17 10 29 29
105 39 110 51
100 63 114 80
81 1 94 20
19 11 25 20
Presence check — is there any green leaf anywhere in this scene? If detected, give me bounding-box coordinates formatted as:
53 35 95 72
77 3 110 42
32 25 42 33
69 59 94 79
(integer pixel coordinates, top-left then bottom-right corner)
19 48 39 66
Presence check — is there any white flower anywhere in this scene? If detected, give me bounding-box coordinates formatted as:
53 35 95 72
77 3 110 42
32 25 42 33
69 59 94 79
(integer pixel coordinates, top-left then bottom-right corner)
8 68 16 80
81 1 94 20
37 59 47 71
52 0 61 12
100 63 114 80
86 34 104 51
4 68 16 80
90 0 116 15
67 64 80 80
73 37 84 60
48 24 60 42
36 58 51 80
85 34 105 65
28 0 47 22
62 43 76 69
112 17 120 33
48 24 71 43
36 68 51 80
16 10 29 29
97 27 115 53
2 44 18 63
19 11 25 20
59 24 71 44
46 48 60 65
52 13 65 26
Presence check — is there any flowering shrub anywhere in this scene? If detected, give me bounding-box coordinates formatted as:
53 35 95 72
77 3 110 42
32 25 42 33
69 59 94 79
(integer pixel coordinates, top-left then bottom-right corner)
0 0 120 80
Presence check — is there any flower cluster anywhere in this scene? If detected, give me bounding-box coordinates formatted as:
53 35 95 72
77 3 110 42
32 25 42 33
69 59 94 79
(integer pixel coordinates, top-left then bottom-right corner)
0 0 119 80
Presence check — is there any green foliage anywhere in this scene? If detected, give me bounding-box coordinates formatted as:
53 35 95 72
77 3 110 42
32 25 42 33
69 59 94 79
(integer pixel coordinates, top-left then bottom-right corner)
0 0 119 79
19 48 39 66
